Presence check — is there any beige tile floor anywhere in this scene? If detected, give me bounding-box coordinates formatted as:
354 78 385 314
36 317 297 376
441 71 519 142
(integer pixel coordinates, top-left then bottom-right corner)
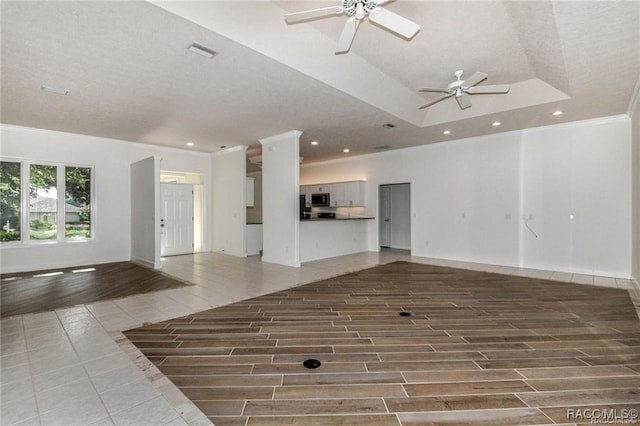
1 250 638 425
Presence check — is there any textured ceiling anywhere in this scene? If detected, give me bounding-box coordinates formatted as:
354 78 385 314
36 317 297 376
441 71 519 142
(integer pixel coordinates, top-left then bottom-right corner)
1 1 639 164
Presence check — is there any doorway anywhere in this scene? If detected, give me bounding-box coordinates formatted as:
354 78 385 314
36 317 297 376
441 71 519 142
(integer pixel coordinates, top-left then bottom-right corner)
160 183 194 256
379 183 411 250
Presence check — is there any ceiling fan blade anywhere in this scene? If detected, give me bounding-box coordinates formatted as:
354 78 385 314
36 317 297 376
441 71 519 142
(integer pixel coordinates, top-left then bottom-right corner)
284 6 343 24
461 72 488 88
368 7 420 38
419 93 454 109
335 17 360 54
456 92 472 109
467 85 510 94
419 87 451 94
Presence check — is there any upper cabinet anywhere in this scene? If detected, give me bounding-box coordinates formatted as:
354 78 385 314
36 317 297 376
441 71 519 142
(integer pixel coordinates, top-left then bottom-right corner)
301 180 365 207
343 181 365 207
246 176 255 207
308 184 329 194
330 183 345 207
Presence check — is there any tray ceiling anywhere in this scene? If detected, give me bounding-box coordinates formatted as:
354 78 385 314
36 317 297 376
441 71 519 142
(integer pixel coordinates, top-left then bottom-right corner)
1 1 638 163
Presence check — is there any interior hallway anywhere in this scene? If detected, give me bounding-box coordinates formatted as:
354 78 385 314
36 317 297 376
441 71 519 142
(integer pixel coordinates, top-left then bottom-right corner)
1 251 638 425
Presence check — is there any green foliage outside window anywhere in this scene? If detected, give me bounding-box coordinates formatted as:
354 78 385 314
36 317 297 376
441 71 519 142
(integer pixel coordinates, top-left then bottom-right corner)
0 161 93 242
0 161 21 241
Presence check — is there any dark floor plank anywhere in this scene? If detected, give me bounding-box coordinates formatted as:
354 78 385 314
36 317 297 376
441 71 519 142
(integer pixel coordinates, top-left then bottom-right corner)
1 261 191 317
122 261 640 424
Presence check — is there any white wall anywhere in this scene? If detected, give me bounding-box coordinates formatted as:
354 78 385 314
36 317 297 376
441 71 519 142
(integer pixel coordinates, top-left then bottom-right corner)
0 125 211 273
211 146 247 257
130 156 161 269
631 85 640 286
260 131 301 267
301 115 632 278
299 220 369 262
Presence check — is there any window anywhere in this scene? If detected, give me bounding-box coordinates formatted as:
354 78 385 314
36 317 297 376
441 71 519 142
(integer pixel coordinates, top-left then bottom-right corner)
0 161 21 241
0 159 93 244
65 166 91 240
29 164 57 240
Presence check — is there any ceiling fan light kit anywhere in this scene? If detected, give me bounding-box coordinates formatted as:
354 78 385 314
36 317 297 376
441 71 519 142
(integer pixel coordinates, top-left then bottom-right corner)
419 70 510 110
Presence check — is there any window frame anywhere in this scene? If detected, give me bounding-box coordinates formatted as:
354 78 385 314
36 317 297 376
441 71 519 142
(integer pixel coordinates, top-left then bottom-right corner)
1 157 95 246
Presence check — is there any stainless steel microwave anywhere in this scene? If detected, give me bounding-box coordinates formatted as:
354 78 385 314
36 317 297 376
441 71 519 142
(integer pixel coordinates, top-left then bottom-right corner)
311 193 330 207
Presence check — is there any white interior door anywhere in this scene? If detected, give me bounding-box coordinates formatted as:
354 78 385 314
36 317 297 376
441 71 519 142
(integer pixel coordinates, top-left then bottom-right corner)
161 183 194 256
379 185 391 247
390 183 411 250
131 156 161 269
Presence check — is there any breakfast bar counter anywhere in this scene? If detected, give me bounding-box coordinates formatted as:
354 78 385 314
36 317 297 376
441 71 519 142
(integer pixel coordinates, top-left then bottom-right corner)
299 216 374 262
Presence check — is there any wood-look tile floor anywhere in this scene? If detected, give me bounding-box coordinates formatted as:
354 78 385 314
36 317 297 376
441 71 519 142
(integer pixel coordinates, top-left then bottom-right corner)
124 261 640 425
1 262 192 318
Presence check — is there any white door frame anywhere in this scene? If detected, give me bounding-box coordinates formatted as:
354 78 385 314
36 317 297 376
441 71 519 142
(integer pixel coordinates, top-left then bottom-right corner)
379 183 411 251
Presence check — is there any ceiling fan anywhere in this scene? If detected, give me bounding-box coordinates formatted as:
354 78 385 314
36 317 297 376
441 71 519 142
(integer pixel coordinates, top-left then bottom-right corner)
419 70 510 110
284 0 420 54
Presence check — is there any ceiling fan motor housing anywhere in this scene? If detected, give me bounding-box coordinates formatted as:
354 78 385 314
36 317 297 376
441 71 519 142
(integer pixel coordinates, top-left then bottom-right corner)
342 0 378 17
448 80 463 91
448 70 465 91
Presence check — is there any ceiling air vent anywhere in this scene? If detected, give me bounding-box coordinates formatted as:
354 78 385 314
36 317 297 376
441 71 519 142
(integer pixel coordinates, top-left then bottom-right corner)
187 43 218 59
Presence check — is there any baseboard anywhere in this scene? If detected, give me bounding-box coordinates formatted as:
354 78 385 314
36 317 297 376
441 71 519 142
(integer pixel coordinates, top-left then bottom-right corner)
211 249 248 258
130 257 157 270
261 256 300 268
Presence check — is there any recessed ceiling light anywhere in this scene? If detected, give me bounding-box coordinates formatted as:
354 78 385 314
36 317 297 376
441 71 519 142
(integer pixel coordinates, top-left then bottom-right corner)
41 85 69 95
492 121 501 127
186 142 195 147
552 110 563 116
187 43 218 59
311 141 319 145
343 148 350 153
443 130 451 135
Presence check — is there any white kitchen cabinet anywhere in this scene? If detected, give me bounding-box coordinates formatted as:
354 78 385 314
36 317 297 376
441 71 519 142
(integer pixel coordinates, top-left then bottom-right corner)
246 223 262 256
344 181 365 206
330 183 345 207
246 177 255 207
332 181 365 207
309 184 328 194
300 180 365 207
